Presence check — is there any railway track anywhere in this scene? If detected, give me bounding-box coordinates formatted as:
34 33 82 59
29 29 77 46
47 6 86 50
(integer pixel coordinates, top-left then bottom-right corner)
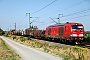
76 43 90 49
32 37 90 50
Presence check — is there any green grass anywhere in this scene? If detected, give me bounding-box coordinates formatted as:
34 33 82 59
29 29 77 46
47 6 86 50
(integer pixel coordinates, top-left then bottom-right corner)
0 38 20 60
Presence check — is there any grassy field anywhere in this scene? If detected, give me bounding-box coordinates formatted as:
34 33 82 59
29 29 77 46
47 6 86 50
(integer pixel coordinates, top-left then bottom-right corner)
5 35 90 60
0 38 21 60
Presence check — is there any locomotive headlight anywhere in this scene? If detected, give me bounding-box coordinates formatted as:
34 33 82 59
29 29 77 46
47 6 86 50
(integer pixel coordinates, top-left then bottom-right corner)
76 23 78 25
70 34 77 36
72 34 77 36
79 34 83 36
70 34 73 36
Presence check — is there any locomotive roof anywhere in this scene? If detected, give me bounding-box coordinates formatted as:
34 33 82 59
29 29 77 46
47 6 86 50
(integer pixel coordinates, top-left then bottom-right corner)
49 23 65 27
48 22 82 27
54 23 65 26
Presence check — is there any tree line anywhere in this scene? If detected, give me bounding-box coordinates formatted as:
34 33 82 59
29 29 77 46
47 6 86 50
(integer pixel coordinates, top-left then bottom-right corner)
0 28 5 35
84 31 90 44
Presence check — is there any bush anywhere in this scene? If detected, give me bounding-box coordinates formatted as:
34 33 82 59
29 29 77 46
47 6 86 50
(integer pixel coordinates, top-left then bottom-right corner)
4 34 9 37
13 36 16 40
84 36 90 43
44 47 50 53
85 36 90 42
84 32 90 43
0 28 5 35
27 37 31 40
20 36 26 42
72 46 89 60
0 32 2 35
60 53 70 60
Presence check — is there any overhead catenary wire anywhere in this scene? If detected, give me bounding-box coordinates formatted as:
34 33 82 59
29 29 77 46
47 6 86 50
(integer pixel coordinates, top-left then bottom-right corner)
62 0 88 11
16 15 27 30
37 9 90 27
61 8 90 21
64 14 90 20
33 0 89 29
21 0 87 24
16 0 57 29
16 0 89 30
36 20 57 27
37 8 90 26
30 0 88 16
31 0 57 15
17 16 26 24
62 8 90 18
37 14 90 27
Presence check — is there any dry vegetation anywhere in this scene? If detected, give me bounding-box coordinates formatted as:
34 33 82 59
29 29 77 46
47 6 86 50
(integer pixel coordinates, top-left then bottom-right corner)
0 38 20 60
5 35 90 60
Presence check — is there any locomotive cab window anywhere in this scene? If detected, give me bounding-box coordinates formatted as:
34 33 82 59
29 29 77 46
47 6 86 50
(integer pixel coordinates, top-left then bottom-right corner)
72 25 83 30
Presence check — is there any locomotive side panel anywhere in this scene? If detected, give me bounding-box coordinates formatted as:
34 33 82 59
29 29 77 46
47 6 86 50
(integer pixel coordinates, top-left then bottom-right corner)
50 26 58 36
64 24 71 38
45 27 51 37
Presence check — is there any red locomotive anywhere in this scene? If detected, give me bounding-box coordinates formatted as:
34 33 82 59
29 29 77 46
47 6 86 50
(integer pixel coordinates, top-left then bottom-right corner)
45 22 84 43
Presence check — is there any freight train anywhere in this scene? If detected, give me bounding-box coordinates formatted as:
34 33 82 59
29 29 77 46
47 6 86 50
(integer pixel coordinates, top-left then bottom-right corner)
11 22 85 43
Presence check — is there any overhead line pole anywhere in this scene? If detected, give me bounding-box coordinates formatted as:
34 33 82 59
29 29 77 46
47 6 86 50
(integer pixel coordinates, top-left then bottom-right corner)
13 23 16 34
26 13 39 28
26 13 32 28
58 14 63 24
15 23 16 32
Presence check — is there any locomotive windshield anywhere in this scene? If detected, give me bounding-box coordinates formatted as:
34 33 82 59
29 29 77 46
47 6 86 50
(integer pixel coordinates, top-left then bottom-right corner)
72 25 83 30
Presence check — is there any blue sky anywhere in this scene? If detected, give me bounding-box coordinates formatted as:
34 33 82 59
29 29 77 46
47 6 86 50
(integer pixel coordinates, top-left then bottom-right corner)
0 0 90 31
